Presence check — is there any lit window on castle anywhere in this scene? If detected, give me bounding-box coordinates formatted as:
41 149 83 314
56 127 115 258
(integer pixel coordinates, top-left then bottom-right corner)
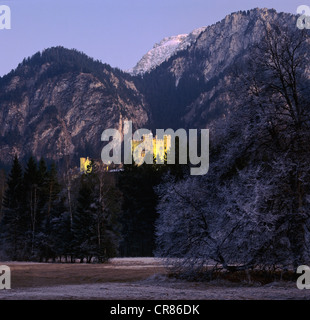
80 157 92 173
131 134 171 164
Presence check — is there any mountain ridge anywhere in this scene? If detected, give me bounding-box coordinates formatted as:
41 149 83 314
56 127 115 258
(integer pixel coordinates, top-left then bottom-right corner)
0 47 150 169
0 8 301 168
133 8 298 130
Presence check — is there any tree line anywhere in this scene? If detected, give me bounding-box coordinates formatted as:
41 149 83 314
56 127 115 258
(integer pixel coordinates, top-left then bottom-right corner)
0 153 184 262
0 156 121 262
0 156 135 261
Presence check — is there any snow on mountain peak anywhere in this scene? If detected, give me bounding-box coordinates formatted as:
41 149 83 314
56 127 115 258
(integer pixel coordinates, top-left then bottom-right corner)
128 27 207 76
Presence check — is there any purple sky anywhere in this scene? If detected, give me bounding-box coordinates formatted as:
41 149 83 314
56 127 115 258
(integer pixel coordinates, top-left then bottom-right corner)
0 0 303 76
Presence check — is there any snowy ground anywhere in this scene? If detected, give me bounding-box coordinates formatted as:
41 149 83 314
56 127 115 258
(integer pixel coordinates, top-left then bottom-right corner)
0 258 309 300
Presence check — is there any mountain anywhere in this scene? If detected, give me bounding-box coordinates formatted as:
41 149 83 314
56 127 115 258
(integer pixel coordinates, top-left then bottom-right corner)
0 47 149 168
134 8 298 130
128 27 207 76
0 8 301 168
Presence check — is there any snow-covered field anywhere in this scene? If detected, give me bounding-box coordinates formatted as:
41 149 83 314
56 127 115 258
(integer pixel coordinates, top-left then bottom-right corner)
0 258 309 300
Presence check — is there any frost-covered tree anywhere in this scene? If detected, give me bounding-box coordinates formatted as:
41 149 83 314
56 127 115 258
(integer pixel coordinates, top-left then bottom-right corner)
233 24 310 268
155 24 310 278
155 173 223 278
155 171 262 278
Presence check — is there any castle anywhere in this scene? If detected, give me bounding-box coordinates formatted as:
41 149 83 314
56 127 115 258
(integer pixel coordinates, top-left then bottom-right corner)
131 134 171 163
80 134 171 173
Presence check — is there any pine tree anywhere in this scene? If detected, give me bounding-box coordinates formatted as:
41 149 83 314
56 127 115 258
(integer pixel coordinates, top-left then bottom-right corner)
72 165 122 263
23 156 40 258
46 163 62 218
36 161 63 261
118 163 162 257
72 174 96 262
94 162 122 261
0 155 26 260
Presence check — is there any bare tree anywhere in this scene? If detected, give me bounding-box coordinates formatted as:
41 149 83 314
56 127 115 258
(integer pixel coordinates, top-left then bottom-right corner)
155 24 310 279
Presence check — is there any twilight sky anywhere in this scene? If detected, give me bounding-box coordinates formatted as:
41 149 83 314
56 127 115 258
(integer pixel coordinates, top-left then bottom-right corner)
0 0 304 76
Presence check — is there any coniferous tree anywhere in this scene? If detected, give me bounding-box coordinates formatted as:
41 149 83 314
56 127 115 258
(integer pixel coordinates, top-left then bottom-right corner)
0 155 26 260
23 156 39 258
118 162 164 257
51 205 74 262
72 163 122 263
72 174 96 262
36 161 63 261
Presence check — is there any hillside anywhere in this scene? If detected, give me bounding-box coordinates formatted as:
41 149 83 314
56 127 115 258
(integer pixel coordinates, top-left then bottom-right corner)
0 47 149 168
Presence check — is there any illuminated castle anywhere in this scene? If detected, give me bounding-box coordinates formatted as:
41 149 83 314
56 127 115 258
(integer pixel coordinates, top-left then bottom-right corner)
80 134 172 172
131 134 171 163
80 157 93 173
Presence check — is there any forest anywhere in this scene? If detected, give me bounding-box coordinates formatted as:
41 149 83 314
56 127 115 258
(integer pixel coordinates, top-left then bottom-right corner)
0 154 184 262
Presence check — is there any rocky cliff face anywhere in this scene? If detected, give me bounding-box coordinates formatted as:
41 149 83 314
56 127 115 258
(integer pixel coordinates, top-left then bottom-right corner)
0 47 149 167
135 8 298 130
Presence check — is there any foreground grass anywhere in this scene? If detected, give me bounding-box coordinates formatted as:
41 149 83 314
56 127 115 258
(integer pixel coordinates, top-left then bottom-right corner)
0 259 308 299
3 258 166 289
